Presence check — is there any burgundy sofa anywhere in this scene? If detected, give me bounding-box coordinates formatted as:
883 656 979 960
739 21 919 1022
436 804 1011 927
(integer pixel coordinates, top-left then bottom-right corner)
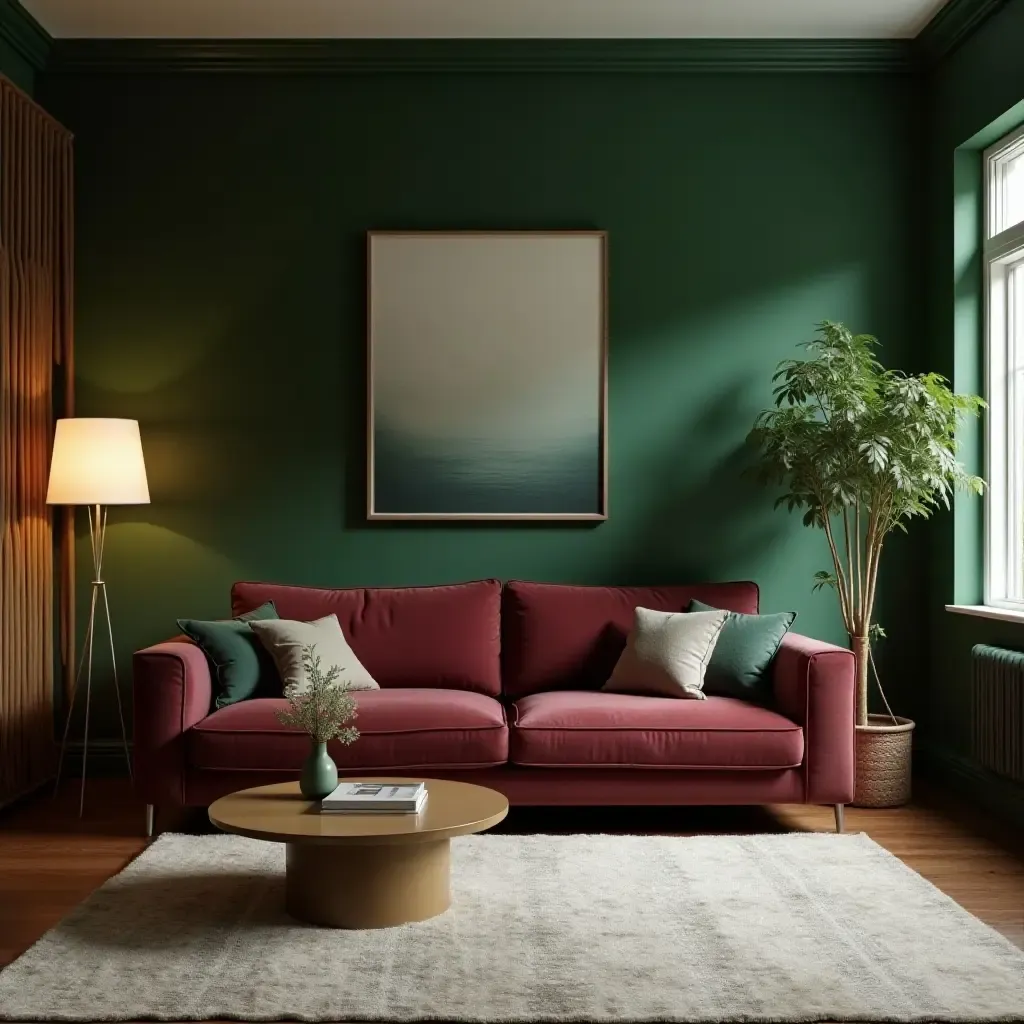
133 579 856 835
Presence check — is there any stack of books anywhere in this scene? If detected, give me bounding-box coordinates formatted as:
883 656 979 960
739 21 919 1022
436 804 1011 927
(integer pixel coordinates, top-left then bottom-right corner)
321 781 427 814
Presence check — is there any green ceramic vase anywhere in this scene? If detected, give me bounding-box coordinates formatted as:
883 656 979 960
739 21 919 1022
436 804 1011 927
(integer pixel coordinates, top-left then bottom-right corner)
300 740 338 800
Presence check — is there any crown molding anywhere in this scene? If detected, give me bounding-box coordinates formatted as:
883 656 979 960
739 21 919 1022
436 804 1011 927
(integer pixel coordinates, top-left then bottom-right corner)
916 0 1010 62
0 0 51 71
3 1 1011 78
46 38 915 75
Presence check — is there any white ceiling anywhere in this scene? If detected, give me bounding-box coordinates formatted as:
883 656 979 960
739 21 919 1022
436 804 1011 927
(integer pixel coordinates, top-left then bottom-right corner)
21 0 951 41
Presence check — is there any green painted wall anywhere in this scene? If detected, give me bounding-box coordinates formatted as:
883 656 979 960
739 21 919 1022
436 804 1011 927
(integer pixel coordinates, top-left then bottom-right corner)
39 64 923 737
0 0 49 95
0 35 33 92
925 0 1024 822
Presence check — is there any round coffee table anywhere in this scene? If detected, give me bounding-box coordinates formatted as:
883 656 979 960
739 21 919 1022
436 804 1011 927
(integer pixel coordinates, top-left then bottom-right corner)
208 778 508 929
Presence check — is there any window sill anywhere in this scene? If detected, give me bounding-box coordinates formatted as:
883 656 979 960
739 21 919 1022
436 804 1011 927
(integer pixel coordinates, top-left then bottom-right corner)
945 604 1024 625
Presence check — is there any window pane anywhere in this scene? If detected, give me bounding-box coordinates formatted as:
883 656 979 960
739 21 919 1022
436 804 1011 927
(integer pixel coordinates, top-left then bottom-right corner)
1011 261 1024 601
1005 153 1024 233
984 127 1024 607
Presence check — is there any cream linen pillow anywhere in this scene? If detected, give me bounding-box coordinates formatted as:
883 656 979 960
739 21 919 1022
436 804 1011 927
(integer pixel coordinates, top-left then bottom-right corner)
603 606 729 700
249 614 379 693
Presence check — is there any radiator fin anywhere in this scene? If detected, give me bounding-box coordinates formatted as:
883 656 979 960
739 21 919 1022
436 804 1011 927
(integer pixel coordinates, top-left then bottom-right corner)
972 644 1024 784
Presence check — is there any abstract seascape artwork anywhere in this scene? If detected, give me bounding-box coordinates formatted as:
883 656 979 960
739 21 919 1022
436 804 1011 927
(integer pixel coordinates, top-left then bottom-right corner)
367 231 607 520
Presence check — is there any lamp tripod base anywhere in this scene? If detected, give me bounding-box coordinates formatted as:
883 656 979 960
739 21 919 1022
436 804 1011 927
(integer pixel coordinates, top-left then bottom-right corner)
54 505 133 816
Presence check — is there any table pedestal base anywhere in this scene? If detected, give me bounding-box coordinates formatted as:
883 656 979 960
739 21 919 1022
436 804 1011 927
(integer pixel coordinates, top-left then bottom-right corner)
285 839 451 928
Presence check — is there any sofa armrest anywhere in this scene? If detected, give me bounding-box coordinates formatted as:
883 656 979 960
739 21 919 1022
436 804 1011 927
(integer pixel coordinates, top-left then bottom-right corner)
772 632 855 804
133 640 212 807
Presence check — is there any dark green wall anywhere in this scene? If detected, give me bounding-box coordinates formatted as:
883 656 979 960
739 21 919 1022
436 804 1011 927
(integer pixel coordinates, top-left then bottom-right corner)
0 0 49 95
925 0 1024 823
39 63 923 737
0 35 33 92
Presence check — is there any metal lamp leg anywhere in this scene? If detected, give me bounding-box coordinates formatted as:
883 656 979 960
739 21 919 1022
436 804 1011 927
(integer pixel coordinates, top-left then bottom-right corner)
101 581 133 781
834 804 845 834
54 505 132 816
54 590 96 803
145 804 155 838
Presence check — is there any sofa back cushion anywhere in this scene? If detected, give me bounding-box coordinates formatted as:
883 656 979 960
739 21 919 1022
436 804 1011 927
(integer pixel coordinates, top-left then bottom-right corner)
231 579 501 697
502 580 760 698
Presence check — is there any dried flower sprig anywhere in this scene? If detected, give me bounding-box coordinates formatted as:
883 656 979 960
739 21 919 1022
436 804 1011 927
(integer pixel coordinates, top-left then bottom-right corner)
275 644 359 745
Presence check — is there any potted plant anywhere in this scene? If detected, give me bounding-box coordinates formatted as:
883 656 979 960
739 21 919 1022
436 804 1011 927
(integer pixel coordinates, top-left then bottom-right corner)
277 645 360 800
748 322 984 806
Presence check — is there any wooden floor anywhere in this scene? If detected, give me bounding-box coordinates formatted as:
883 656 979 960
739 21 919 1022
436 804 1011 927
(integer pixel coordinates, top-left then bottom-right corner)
2 777 1023 980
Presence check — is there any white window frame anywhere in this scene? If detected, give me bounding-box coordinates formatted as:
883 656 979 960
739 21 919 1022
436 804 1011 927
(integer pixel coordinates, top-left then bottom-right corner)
984 121 1024 610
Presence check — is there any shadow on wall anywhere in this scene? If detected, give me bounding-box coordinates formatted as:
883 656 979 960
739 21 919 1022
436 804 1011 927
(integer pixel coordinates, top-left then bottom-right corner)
73 376 782 575
609 381 787 585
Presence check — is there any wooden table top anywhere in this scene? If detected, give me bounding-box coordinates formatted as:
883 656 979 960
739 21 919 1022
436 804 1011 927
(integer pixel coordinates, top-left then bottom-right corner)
208 778 509 847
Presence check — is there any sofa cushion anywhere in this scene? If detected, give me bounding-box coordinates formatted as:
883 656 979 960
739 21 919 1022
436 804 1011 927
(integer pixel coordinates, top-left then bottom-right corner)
249 614 380 693
502 581 760 698
190 688 508 771
689 598 796 703
177 601 280 710
509 690 803 769
604 607 728 700
231 579 501 697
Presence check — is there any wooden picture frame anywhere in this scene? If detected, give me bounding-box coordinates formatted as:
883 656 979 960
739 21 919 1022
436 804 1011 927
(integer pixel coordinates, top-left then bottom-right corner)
366 230 608 521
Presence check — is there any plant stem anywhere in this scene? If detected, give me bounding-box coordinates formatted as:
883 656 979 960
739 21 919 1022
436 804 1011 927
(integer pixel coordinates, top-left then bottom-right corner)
822 511 854 634
852 634 870 727
863 494 888 631
866 534 884 638
869 646 899 725
859 506 871 629
854 504 863 626
843 506 856 629
313 676 322 743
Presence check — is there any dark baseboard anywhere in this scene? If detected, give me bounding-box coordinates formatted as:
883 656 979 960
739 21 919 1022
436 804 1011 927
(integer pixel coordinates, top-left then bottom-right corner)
916 745 1024 831
59 739 133 778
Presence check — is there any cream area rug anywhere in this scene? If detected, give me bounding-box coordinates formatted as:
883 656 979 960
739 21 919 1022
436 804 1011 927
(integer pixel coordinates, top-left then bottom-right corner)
0 832 1022 1022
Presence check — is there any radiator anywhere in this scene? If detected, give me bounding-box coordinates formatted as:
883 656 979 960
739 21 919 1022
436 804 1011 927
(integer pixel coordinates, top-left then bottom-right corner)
972 645 1024 784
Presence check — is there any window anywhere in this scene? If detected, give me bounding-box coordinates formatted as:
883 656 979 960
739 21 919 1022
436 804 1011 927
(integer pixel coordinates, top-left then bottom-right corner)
985 123 1024 609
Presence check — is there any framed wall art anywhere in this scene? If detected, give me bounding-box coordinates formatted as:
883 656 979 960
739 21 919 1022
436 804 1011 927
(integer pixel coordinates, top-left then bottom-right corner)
366 230 608 521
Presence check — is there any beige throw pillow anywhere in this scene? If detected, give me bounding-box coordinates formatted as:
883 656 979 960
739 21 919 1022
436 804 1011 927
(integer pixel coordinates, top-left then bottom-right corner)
603 607 729 700
249 614 379 694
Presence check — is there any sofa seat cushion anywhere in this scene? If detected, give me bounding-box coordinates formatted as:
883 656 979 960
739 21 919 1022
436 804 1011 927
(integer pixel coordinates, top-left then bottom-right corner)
509 691 803 769
190 689 508 771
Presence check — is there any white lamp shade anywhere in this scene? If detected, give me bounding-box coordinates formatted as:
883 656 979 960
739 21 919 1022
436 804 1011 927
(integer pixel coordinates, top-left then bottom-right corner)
46 418 151 506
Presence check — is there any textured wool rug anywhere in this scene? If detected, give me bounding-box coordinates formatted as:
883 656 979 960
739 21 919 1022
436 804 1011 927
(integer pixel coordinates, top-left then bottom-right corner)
0 832 1021 1023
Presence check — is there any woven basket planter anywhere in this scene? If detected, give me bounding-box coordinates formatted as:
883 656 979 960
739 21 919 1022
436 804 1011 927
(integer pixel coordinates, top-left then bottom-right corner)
852 714 915 808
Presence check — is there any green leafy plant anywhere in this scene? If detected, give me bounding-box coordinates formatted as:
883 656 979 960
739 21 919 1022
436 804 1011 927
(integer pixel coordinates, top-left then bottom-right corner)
276 645 360 745
748 322 984 726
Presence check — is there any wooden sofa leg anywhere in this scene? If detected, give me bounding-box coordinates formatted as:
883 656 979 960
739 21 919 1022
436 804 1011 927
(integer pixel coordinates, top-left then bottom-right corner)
834 804 845 834
145 804 155 838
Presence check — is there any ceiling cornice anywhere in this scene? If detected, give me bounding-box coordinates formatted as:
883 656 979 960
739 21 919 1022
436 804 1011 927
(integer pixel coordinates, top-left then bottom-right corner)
0 0 51 71
915 0 1010 61
2 1 1012 78
46 38 917 74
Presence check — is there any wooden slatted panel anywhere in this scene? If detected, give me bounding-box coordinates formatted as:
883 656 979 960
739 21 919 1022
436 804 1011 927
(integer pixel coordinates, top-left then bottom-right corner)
972 644 1024 784
0 74 74 808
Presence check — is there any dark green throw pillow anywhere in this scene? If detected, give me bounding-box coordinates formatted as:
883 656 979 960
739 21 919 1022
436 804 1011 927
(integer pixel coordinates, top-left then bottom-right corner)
177 601 280 710
688 598 796 703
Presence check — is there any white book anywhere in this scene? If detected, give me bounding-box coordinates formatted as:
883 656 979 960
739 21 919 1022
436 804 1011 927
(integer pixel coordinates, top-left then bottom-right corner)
320 790 427 815
321 781 427 813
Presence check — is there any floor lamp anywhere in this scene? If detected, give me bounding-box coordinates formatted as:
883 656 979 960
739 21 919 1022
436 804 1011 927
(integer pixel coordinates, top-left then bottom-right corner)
47 418 150 815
